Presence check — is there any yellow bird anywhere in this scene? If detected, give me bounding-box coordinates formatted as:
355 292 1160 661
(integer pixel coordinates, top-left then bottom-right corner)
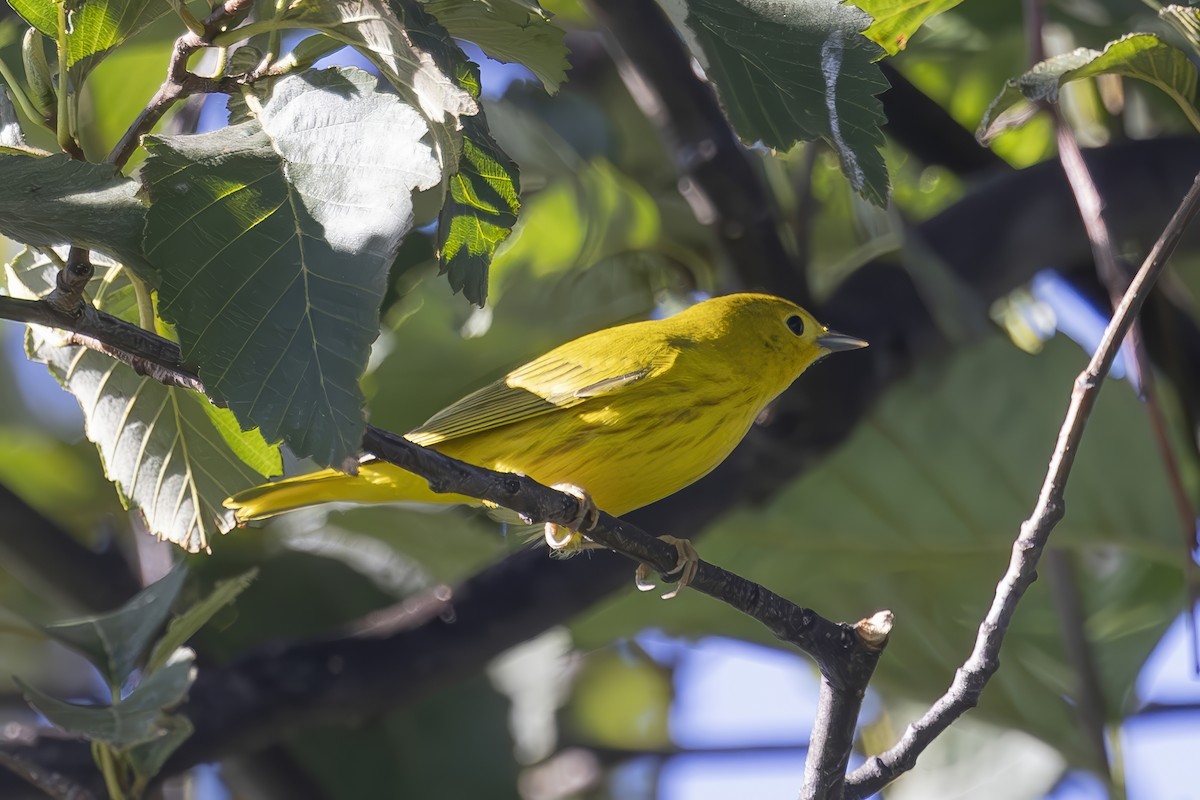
225 293 866 594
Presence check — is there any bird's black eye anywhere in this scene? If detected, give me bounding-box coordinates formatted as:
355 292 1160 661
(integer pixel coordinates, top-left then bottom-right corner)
786 315 805 336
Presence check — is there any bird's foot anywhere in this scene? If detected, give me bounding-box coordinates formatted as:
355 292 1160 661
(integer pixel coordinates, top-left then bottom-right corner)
635 536 699 600
544 483 600 555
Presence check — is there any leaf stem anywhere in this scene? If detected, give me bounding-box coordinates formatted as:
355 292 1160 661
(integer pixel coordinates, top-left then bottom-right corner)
54 2 74 155
210 20 284 49
130 271 154 330
0 58 52 133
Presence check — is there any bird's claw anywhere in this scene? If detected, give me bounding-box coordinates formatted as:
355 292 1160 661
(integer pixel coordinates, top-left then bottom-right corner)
544 484 599 554
636 535 699 600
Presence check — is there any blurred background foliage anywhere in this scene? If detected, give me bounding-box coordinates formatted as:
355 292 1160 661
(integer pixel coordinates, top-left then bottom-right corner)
3 0 1200 797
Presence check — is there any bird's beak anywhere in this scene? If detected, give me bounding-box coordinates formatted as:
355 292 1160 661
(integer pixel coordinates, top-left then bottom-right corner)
817 330 869 352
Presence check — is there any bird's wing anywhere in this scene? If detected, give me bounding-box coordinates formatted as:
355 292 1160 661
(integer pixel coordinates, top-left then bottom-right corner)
406 334 671 446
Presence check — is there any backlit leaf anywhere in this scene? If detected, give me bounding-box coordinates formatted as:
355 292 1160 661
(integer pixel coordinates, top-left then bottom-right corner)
978 33 1200 143
5 251 282 552
425 0 568 92
854 0 965 56
8 0 171 74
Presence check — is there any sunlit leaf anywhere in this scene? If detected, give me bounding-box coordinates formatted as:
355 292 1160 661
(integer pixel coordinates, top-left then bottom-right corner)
438 68 520 306
669 0 890 204
280 0 477 138
142 68 440 465
5 251 283 552
9 0 171 74
978 33 1200 143
425 0 568 92
854 0 965 56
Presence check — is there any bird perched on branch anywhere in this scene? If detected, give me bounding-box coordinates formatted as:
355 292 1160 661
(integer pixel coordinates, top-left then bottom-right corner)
225 293 867 597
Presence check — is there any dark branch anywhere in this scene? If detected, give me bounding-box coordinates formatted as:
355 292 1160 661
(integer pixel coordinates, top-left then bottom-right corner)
587 0 812 305
0 483 140 613
801 612 892 800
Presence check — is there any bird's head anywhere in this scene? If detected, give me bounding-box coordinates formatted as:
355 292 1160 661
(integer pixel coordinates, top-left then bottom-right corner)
682 293 868 400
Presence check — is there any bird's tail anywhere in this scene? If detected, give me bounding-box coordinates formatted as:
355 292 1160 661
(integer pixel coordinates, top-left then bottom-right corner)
224 461 470 523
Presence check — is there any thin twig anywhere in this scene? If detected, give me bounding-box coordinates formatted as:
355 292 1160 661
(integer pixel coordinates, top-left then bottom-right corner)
1049 52 1200 677
43 247 93 317
107 0 257 169
844 169 1200 799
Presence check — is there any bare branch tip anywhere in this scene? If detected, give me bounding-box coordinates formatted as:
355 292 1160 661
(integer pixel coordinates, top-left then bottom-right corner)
857 610 894 648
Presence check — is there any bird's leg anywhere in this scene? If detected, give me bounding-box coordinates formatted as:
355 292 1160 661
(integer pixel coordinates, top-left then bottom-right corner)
635 536 699 600
544 484 600 554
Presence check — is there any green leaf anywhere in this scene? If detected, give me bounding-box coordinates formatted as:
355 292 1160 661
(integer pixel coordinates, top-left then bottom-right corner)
40 566 186 688
146 568 257 672
126 714 193 786
6 251 283 551
424 0 568 92
142 68 440 465
0 152 147 272
17 648 195 747
853 0 965 56
671 0 889 205
978 33 1200 143
437 69 520 306
8 0 171 74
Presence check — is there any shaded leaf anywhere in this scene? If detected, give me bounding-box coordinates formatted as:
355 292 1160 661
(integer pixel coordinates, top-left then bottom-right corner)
147 568 258 672
126 714 193 784
9 0 171 75
39 566 185 689
425 0 568 92
978 33 1200 143
6 251 283 552
672 0 889 204
0 153 146 272
854 0 965 56
17 648 195 747
142 68 439 465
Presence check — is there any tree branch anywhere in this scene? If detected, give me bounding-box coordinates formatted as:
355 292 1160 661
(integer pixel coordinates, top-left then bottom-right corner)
0 483 139 613
107 0 257 170
845 169 1200 799
586 0 811 305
